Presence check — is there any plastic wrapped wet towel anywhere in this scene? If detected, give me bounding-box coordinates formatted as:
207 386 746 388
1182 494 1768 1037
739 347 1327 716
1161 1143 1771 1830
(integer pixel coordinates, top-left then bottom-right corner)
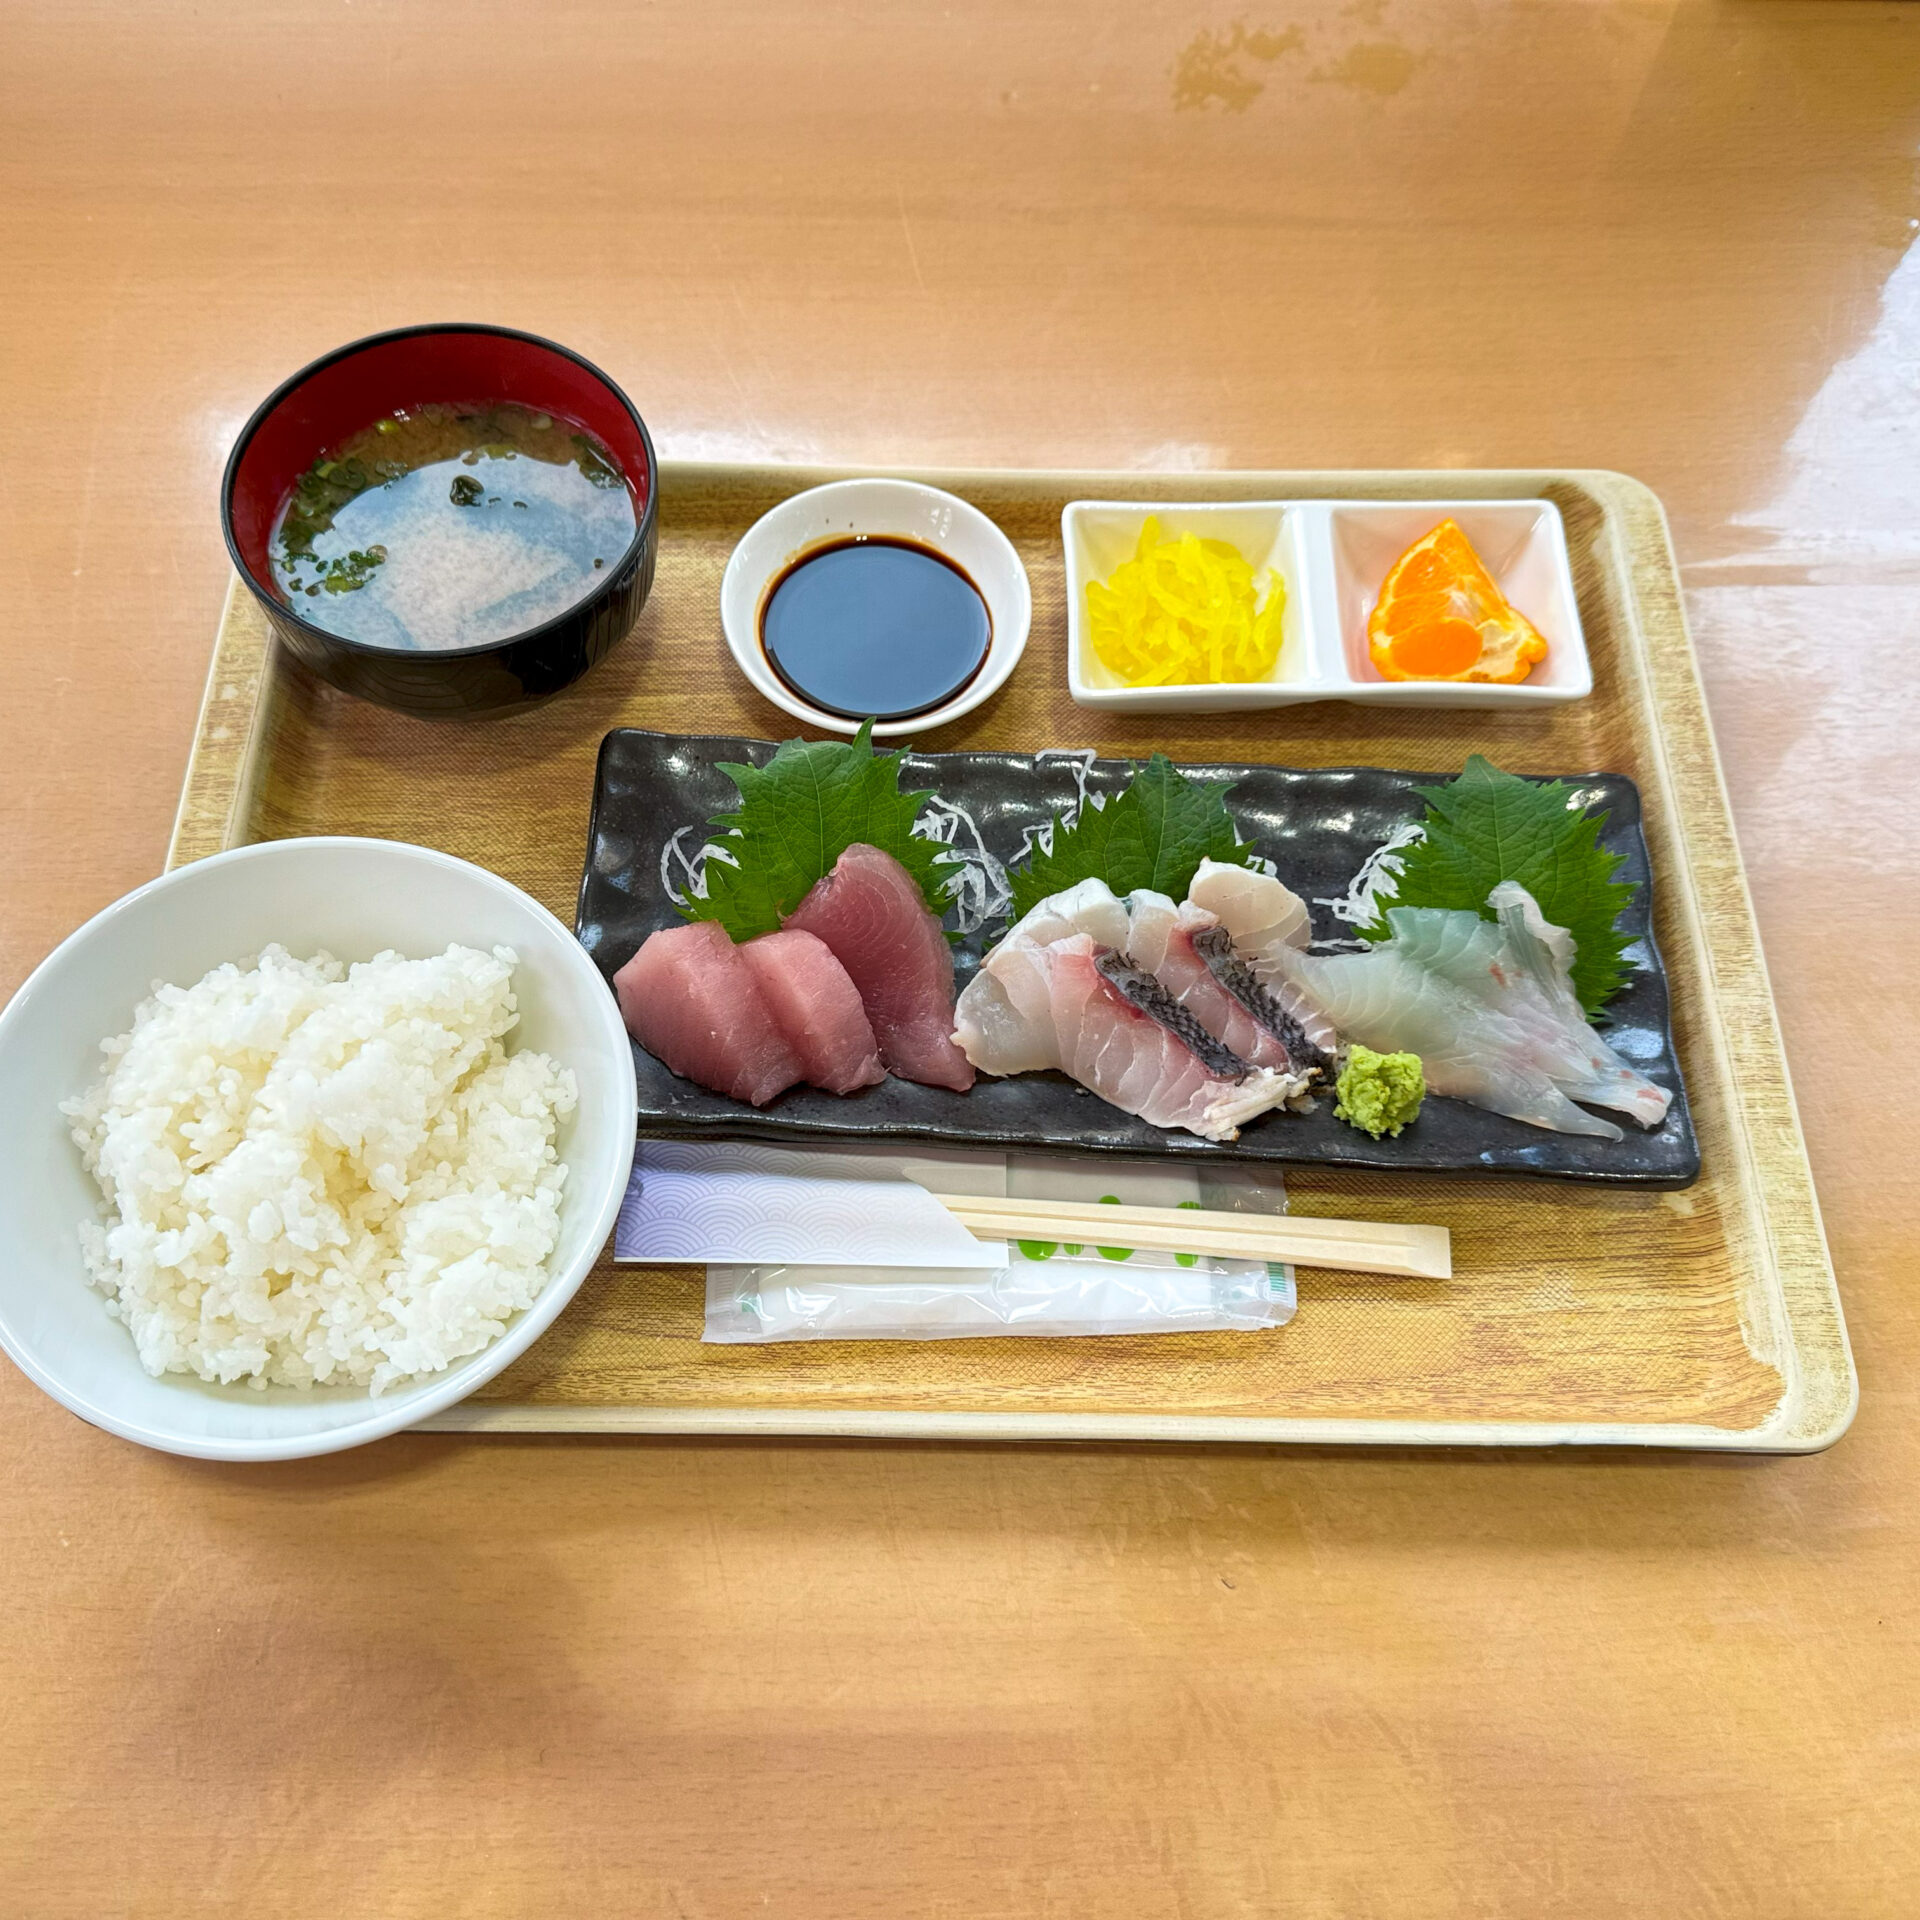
615 1140 1008 1268
704 1157 1296 1343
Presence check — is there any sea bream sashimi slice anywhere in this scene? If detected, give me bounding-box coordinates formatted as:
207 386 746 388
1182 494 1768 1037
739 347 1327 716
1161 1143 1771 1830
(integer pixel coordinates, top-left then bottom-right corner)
1186 857 1312 959
614 920 805 1108
739 928 887 1094
1268 884 1672 1138
976 877 1324 1087
995 876 1132 952
1124 891 1330 1077
784 842 974 1092
952 932 1308 1142
986 879 1302 1071
1181 860 1340 1061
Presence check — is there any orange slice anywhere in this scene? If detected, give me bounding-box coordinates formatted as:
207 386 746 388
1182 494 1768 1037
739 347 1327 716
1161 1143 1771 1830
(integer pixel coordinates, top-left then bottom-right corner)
1367 520 1550 684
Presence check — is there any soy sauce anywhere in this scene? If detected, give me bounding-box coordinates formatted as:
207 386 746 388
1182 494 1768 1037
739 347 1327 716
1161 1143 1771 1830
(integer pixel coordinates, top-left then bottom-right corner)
759 536 992 721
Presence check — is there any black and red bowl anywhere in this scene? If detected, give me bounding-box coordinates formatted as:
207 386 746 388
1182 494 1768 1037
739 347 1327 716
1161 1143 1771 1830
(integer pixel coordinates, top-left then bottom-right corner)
222 323 658 718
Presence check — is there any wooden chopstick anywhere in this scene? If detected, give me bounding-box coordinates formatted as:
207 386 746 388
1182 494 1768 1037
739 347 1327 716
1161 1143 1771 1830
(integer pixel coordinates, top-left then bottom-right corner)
926 1193 1451 1281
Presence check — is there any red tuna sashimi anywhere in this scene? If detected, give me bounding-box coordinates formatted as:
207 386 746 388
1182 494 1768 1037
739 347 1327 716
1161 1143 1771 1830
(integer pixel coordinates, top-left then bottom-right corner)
613 920 804 1107
783 843 974 1091
740 929 887 1094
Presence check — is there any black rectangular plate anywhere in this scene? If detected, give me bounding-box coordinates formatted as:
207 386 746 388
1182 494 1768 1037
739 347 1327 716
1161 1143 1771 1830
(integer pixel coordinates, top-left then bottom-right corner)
578 730 1698 1187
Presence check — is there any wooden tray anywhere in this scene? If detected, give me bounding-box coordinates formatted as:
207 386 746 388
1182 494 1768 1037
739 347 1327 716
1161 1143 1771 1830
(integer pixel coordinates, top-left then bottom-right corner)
168 463 1854 1450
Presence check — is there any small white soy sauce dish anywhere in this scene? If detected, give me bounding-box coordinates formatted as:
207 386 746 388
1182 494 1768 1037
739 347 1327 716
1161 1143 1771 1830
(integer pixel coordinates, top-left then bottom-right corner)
1064 497 1591 713
721 479 1032 738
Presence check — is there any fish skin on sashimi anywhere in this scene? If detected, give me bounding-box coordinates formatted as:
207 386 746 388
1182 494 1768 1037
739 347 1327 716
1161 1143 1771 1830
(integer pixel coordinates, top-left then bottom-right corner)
614 921 805 1107
784 842 974 1092
740 928 887 1094
1190 925 1333 1077
953 932 1304 1142
1093 947 1251 1079
1124 891 1313 1075
1180 862 1340 1060
1012 878 1323 1079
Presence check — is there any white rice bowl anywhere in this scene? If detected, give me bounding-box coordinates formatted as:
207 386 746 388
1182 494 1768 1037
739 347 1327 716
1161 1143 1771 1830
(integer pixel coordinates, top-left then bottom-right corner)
64 943 577 1396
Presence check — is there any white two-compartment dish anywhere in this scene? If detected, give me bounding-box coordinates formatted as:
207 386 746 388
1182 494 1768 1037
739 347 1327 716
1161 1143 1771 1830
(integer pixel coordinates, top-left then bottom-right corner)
0 838 637 1461
1064 497 1592 712
721 478 1032 738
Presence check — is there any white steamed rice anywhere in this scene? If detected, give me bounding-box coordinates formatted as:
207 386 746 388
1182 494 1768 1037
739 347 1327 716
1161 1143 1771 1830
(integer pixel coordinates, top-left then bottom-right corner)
63 943 577 1395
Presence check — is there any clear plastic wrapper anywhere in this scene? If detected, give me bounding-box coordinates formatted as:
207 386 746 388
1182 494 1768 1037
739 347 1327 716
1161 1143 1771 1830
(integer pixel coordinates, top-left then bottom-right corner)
704 1159 1295 1343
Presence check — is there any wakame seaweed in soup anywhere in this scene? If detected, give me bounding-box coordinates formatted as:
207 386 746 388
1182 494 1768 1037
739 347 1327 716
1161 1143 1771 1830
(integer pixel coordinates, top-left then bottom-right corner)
269 403 637 651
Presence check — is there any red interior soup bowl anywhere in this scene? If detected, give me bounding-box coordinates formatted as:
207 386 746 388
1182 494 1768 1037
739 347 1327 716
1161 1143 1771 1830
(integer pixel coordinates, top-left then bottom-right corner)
223 324 658 717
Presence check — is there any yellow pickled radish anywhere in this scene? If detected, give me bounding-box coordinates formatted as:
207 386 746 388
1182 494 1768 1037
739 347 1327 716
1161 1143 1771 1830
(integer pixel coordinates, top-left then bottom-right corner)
1086 516 1286 687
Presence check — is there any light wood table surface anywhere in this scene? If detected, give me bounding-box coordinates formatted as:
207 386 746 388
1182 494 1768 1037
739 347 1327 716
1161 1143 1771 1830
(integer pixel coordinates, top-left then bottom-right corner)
4 2 1917 1912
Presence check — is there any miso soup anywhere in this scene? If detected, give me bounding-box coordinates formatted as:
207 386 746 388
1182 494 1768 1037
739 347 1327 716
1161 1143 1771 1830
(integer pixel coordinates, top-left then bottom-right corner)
270 402 637 651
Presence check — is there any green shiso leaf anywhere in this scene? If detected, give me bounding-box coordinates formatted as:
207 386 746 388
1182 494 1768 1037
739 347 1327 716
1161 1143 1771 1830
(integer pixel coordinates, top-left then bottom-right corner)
1008 754 1258 922
1364 754 1636 1017
682 720 955 942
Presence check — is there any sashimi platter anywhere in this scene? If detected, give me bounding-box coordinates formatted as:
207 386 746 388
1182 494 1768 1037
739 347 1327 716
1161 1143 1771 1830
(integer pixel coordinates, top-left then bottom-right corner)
0 324 1850 1456
582 732 1692 1183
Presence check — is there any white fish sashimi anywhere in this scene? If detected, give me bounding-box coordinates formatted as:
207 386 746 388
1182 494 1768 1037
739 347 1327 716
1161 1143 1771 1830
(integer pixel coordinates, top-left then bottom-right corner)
998 876 1132 952
1486 882 1670 1130
1181 860 1339 1059
1124 892 1320 1075
1270 884 1671 1138
949 966 1053 1076
1382 894 1668 1127
953 933 1304 1141
1276 943 1621 1138
1119 888 1180 975
1187 857 1312 955
948 880 1131 1082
